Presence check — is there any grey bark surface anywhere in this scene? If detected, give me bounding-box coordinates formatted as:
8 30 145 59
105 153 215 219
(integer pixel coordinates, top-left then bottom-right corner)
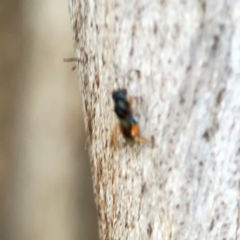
68 0 240 239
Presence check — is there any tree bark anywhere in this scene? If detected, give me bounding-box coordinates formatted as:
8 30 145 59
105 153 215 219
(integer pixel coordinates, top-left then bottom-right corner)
68 0 240 239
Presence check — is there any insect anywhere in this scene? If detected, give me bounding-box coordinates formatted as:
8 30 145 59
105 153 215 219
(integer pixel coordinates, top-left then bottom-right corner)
112 88 149 144
63 57 81 71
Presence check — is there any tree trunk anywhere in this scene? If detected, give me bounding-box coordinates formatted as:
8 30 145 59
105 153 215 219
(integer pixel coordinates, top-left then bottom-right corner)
68 0 240 239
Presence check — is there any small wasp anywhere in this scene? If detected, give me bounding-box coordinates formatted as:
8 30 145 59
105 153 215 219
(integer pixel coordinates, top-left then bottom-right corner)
112 88 149 144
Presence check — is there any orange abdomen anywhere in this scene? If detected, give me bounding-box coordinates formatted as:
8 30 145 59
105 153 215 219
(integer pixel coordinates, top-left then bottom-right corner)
131 124 140 137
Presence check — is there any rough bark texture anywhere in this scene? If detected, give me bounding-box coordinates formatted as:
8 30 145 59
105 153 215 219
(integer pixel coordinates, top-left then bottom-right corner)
68 0 240 239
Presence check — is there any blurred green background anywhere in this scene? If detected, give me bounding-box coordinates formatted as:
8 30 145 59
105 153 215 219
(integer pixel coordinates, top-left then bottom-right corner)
0 0 98 239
